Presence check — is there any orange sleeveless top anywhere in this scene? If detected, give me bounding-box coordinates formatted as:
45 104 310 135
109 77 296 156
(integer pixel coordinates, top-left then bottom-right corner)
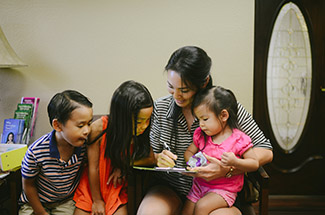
73 116 128 214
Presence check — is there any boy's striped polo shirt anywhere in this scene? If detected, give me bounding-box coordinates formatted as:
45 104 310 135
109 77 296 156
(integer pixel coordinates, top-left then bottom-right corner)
19 130 86 204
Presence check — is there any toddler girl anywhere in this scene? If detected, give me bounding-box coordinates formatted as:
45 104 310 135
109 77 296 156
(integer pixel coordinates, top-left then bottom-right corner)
182 86 259 215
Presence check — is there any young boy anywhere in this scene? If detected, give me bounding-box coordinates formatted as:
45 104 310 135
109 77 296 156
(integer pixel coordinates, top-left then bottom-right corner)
18 90 93 215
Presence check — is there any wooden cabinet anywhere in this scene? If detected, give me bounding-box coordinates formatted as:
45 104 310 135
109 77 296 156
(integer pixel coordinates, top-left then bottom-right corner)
0 169 21 215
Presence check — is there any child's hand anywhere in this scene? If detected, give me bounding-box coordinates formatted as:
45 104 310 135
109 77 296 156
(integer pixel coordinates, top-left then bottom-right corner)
107 168 124 188
91 199 105 215
156 150 177 167
221 152 237 166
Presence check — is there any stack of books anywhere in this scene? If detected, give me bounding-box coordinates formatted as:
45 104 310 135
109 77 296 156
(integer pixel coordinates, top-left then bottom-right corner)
1 97 40 145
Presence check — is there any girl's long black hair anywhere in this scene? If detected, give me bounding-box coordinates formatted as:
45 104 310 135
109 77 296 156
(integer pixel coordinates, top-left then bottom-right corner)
105 80 153 177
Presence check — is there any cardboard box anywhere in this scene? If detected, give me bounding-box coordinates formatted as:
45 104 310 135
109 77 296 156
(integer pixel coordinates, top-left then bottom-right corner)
0 144 27 171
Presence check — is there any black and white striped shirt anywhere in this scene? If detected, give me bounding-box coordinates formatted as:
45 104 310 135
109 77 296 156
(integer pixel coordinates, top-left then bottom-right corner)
150 95 272 197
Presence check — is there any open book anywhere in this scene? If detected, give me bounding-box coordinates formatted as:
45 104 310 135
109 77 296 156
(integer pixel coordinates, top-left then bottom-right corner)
133 166 197 173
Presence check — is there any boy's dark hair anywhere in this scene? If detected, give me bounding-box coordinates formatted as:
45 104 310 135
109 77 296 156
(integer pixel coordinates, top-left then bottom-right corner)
192 86 238 130
106 80 153 177
47 90 93 125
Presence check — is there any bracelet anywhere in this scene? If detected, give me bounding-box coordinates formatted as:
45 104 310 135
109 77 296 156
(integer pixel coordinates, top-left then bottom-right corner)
225 166 234 178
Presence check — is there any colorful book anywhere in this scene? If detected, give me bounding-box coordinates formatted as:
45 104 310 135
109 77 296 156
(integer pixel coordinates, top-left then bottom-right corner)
14 109 32 128
14 109 32 144
21 97 40 138
17 103 33 116
1 119 25 144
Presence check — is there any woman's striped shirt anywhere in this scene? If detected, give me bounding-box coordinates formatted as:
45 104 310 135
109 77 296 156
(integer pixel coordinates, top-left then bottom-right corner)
19 130 86 204
150 95 272 197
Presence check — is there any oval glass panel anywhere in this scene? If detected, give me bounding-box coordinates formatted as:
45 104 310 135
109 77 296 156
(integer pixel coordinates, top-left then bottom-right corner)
267 2 312 152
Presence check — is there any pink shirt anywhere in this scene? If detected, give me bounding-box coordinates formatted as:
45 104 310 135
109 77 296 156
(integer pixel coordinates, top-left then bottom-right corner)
193 128 252 193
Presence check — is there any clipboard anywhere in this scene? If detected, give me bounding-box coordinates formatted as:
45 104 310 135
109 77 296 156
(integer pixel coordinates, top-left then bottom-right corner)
133 166 197 173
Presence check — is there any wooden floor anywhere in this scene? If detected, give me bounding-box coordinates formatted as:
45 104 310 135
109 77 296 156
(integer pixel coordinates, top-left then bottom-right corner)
253 195 325 215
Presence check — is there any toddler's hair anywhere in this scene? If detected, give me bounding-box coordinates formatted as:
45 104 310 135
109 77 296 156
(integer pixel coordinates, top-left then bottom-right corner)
47 90 92 125
192 86 238 130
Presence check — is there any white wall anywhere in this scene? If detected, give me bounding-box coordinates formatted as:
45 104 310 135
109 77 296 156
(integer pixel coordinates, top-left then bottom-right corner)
0 0 255 143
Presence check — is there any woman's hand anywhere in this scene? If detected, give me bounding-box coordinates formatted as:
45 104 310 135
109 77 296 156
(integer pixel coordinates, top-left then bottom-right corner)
107 168 124 188
156 150 177 167
91 199 106 215
184 153 229 181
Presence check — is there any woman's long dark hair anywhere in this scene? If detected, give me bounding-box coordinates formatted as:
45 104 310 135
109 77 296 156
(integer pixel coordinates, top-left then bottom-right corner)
165 46 213 148
165 46 212 90
105 80 153 177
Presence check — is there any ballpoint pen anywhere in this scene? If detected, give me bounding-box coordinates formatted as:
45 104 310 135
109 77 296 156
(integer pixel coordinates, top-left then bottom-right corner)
162 142 171 151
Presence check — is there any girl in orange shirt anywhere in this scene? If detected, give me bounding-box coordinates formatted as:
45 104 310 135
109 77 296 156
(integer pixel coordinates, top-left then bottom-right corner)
73 80 155 215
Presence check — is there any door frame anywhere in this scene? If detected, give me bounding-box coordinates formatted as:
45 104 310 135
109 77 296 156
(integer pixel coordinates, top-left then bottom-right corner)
253 0 325 194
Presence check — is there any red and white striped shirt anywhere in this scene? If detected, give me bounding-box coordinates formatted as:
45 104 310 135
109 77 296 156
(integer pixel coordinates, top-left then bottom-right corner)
19 130 86 204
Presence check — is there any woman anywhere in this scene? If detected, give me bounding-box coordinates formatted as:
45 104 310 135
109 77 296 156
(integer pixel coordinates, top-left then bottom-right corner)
137 46 273 215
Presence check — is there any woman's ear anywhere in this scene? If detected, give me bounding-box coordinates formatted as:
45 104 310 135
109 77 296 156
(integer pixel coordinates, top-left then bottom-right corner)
202 75 210 88
52 119 62 131
220 109 229 122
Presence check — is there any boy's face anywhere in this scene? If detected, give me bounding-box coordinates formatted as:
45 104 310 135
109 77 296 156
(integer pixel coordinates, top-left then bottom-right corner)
57 105 93 147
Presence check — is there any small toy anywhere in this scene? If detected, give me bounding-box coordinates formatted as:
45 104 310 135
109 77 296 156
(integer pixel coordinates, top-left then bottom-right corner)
187 151 207 168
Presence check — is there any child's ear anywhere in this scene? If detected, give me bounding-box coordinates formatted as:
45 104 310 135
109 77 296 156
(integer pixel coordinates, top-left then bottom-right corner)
220 109 229 122
52 119 63 131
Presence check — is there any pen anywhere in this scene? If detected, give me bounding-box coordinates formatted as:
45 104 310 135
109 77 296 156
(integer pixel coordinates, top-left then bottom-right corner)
162 142 175 173
162 142 171 151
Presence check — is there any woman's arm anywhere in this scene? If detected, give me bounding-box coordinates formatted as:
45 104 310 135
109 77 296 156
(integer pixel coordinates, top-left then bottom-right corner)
87 119 105 214
237 103 273 165
191 149 270 181
253 147 273 166
22 177 49 215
